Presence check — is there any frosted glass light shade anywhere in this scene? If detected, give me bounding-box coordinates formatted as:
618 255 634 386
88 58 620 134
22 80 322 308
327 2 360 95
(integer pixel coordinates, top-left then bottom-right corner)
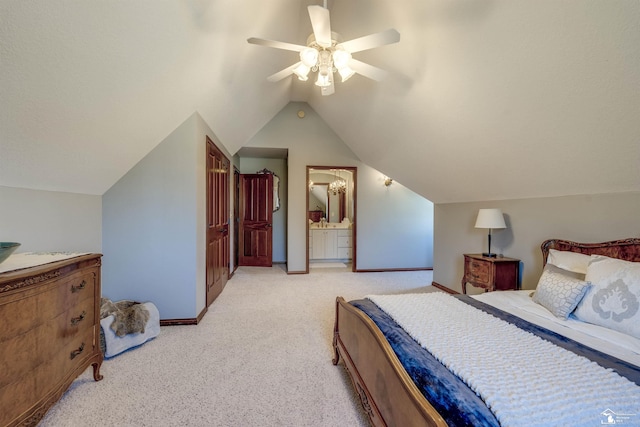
338 67 355 82
300 48 319 67
332 49 351 68
315 69 331 87
293 64 310 81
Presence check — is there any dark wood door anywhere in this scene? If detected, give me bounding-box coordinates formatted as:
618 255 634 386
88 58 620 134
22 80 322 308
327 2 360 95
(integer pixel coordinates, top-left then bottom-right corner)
206 137 229 306
238 173 273 267
233 167 240 275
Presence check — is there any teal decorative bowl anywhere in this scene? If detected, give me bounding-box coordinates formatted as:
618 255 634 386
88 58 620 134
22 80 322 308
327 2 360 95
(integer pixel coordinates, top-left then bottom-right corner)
0 242 21 265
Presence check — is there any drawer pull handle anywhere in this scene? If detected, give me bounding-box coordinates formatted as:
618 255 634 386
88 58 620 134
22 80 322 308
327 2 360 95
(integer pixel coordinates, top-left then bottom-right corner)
71 280 86 293
70 311 87 326
70 342 85 360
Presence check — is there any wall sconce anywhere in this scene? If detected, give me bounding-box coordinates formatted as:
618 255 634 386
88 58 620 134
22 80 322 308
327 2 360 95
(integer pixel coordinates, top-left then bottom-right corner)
384 176 393 187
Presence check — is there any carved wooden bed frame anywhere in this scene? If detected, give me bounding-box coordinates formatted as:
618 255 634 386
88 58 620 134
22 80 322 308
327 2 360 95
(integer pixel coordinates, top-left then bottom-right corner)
332 238 640 427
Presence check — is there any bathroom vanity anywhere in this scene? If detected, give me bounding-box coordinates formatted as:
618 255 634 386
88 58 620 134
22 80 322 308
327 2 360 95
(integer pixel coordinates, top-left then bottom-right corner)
309 226 352 261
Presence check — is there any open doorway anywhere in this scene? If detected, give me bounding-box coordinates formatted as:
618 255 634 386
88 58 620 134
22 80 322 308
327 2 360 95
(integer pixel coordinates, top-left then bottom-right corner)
235 147 288 270
306 166 357 272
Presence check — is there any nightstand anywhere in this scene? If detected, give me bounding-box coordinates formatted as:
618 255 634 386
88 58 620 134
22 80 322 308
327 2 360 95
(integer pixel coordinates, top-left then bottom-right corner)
462 254 520 294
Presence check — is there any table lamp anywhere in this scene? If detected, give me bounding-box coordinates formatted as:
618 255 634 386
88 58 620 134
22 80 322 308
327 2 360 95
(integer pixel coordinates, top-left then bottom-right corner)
475 208 506 257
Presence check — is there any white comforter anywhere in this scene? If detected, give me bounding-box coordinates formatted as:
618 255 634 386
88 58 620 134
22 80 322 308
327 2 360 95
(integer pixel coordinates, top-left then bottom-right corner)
367 292 640 427
474 290 640 366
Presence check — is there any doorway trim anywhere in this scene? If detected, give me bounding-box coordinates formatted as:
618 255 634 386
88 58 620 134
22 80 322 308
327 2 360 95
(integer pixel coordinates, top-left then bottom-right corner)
231 166 240 278
306 166 357 273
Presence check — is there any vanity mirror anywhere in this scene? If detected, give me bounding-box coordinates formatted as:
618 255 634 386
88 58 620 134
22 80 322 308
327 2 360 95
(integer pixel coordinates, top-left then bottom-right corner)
307 168 354 223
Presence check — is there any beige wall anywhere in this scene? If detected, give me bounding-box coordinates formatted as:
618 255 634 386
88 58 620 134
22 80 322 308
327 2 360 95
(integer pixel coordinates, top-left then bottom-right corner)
0 185 101 253
244 101 434 272
102 112 230 319
434 192 640 294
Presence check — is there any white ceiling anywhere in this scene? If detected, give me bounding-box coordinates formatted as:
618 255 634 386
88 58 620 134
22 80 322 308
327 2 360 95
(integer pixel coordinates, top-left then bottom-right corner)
1 1 639 203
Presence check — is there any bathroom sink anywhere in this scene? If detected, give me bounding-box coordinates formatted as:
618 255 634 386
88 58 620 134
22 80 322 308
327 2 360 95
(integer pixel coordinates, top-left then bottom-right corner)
309 223 351 229
0 242 20 264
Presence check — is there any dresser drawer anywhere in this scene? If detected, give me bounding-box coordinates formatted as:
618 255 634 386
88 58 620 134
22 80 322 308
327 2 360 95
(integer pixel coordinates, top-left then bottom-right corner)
466 259 490 284
56 327 97 382
56 270 97 312
0 324 94 427
0 370 36 427
59 296 96 338
0 269 97 343
0 297 96 390
462 254 520 294
0 324 42 389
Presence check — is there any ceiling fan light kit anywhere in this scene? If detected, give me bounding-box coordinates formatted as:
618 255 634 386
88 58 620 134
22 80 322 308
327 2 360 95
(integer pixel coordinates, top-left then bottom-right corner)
248 4 400 96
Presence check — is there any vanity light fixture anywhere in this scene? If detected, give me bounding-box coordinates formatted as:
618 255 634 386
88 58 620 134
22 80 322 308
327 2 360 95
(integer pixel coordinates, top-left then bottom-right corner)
329 169 347 195
474 208 507 258
329 179 347 195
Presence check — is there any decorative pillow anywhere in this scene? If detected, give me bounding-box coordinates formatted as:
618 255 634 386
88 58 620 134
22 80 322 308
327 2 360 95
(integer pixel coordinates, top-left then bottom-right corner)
574 255 640 339
532 264 591 319
547 249 591 275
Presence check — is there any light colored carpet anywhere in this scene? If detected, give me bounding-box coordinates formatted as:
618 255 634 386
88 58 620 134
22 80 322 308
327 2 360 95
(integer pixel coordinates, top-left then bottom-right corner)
40 266 435 427
309 262 349 269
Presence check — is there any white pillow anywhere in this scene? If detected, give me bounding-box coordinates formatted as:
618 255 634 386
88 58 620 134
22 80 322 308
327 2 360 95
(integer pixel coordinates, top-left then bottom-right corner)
573 255 640 339
547 249 591 275
533 264 591 319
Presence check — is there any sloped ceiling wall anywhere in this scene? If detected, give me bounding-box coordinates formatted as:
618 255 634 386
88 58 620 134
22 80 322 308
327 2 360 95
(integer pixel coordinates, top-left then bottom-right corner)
1 1 639 203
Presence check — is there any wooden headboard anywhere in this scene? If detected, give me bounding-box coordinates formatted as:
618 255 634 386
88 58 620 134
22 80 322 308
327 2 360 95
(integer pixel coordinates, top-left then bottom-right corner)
541 238 640 266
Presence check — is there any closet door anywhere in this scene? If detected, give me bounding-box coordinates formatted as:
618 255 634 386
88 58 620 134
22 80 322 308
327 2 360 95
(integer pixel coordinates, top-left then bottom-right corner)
206 137 229 307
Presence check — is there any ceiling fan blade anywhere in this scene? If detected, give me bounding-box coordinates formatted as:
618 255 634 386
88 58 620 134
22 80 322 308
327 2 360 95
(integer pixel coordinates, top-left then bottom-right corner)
338 29 400 53
308 5 332 48
267 62 301 82
350 59 389 82
321 79 335 96
247 37 306 52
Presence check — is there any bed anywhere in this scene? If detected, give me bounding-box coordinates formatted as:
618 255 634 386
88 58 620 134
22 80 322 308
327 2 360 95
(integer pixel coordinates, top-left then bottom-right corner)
332 238 640 426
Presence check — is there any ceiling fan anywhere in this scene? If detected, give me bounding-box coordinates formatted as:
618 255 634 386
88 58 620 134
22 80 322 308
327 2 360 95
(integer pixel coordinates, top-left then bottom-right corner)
247 2 400 96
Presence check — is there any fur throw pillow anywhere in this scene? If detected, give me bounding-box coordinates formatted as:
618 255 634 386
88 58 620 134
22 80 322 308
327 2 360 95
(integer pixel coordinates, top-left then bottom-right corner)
100 298 150 337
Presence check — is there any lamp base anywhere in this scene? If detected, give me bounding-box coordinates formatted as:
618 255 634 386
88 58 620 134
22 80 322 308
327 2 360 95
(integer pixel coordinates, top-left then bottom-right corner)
482 252 498 258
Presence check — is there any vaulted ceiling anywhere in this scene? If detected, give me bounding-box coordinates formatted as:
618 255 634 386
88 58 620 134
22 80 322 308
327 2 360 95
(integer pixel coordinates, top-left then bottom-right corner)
1 1 638 203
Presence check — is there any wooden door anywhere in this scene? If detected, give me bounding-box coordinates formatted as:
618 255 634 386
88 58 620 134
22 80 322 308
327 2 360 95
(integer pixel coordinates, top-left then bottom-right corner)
238 173 273 267
233 167 240 275
206 137 229 307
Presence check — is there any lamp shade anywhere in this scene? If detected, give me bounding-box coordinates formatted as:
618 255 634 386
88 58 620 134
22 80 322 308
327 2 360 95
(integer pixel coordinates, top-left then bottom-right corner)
475 209 506 229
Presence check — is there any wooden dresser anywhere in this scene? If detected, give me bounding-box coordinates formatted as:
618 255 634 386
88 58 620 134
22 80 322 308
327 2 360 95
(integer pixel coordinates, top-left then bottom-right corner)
462 253 520 294
0 254 103 427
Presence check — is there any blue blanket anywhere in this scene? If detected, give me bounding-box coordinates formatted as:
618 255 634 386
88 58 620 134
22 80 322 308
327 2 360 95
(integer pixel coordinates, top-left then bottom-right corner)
351 295 640 427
